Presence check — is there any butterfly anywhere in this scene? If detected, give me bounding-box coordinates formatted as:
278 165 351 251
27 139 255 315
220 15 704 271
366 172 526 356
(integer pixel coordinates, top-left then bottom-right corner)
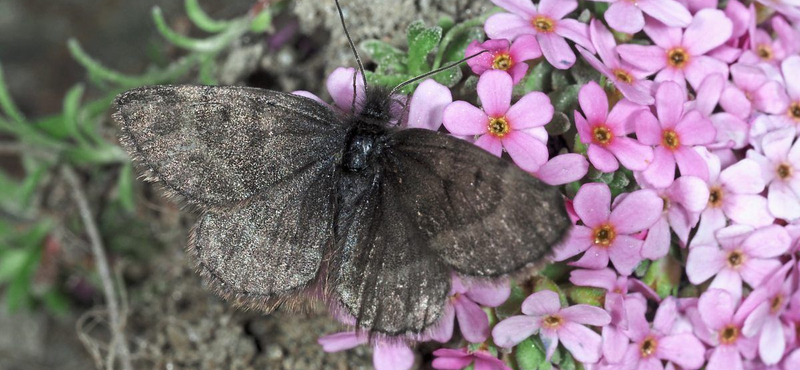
112 0 570 338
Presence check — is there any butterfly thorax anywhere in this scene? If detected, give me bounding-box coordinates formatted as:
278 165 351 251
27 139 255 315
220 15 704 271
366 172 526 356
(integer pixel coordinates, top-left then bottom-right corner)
342 86 395 173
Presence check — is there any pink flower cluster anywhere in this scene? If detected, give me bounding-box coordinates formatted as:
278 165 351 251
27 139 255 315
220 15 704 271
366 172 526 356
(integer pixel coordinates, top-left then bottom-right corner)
311 0 800 369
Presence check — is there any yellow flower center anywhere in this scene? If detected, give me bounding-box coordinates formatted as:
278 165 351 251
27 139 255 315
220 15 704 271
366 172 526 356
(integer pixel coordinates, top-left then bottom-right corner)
593 224 616 247
788 102 800 122
592 125 614 146
757 44 774 61
720 325 739 345
613 69 634 84
771 295 784 314
492 53 513 71
542 314 564 329
661 196 670 212
662 130 680 150
777 163 793 180
708 186 724 208
727 250 746 269
488 117 511 138
640 336 658 358
532 16 556 33
667 48 690 68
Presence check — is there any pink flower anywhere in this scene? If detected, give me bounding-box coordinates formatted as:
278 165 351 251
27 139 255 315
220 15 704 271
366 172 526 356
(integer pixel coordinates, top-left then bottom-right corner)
678 0 720 13
691 74 749 149
635 82 716 188
318 332 415 370
577 20 655 105
442 70 553 172
764 56 800 133
740 262 795 365
617 9 733 91
575 81 653 173
465 35 542 84
428 275 511 343
747 128 800 220
720 63 790 120
294 67 452 131
432 347 510 370
690 289 758 370
606 297 705 370
691 150 773 245
587 0 692 34
553 182 663 275
484 0 594 69
753 1 800 29
640 175 709 259
534 153 590 185
492 290 611 363
687 225 791 303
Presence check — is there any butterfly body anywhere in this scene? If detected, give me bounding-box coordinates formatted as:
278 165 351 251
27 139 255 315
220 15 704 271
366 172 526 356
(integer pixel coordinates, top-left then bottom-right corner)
113 84 569 337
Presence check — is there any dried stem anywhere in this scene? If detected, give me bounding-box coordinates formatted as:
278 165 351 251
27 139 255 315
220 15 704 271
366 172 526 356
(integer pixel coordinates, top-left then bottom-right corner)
62 166 133 370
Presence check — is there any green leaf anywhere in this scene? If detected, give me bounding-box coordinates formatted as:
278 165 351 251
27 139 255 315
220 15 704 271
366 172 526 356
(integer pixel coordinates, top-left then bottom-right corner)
250 8 273 33
570 59 601 85
0 61 25 123
41 290 69 315
442 27 484 63
153 7 226 52
406 20 442 75
0 249 28 283
63 84 86 142
567 286 605 307
432 65 463 88
117 163 135 212
533 276 567 307
65 144 128 165
496 282 526 320
515 337 552 370
360 39 408 74
438 15 455 33
539 262 570 282
548 85 581 113
185 0 231 32
558 349 578 370
365 71 413 91
521 62 553 93
643 255 682 298
545 112 571 136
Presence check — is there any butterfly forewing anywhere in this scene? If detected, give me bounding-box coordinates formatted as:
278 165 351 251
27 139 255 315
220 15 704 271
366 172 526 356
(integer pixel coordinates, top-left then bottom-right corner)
114 85 347 207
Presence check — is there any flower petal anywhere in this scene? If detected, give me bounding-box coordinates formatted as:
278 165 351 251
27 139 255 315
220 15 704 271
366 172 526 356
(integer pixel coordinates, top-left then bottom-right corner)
719 159 765 194
682 9 733 56
492 315 541 348
609 189 663 234
758 317 786 365
537 33 576 69
674 146 710 181
578 81 609 125
642 216 670 260
535 153 589 185
605 1 645 34
709 268 743 303
634 110 663 146
740 258 781 289
558 322 603 363
588 145 620 173
466 281 511 307
521 290 561 316
538 0 577 19
569 268 617 290
491 0 539 18
617 44 667 74
477 70 513 117
429 303 456 343
694 73 725 117
686 245 726 284
685 56 730 90
555 19 594 52
454 296 490 343
508 34 543 62
474 134 503 157
485 13 535 40
607 137 654 172
699 289 735 331
608 235 645 275
443 101 488 136
560 305 611 326
643 146 677 188
742 225 791 258
638 0 692 28
407 79 452 131
782 56 800 99
318 332 367 352
503 131 549 172
656 81 686 127
552 226 594 261
506 92 553 129
675 111 716 146
768 182 800 221
374 343 415 370
327 67 366 113
574 182 612 228
657 333 706 369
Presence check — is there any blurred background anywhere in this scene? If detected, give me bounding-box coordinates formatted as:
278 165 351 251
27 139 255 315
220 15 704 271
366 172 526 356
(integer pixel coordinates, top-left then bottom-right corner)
0 1 485 369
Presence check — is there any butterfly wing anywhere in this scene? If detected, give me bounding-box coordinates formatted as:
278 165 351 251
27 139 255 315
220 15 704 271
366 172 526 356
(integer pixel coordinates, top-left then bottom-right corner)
386 128 570 277
113 85 346 207
115 85 346 305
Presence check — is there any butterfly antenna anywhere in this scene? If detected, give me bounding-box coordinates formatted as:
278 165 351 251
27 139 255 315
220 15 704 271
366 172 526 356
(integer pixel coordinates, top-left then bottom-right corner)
389 50 489 95
335 0 369 112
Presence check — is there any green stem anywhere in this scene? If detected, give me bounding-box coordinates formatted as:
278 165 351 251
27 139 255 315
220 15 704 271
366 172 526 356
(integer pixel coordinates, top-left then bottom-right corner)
0 62 26 124
185 0 230 33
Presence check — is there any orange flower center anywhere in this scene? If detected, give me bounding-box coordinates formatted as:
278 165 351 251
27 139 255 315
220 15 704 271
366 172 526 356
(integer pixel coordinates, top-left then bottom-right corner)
757 44 774 61
667 48 690 68
542 314 564 329
488 117 510 138
640 336 658 358
593 224 616 246
532 16 556 33
771 295 784 314
708 186 724 208
592 125 614 145
662 130 681 150
492 53 513 71
727 250 746 269
613 69 634 84
777 164 793 180
788 102 800 122
720 325 739 345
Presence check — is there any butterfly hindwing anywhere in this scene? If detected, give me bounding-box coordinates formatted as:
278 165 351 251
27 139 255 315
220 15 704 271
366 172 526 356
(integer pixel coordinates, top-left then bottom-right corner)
114 85 347 207
385 128 570 277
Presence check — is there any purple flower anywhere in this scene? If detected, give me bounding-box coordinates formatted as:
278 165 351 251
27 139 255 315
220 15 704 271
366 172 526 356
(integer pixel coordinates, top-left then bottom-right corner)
428 275 511 343
720 63 790 120
617 9 733 91
740 262 795 365
492 290 610 363
691 150 773 245
553 182 663 275
635 81 716 188
759 56 800 135
606 297 705 370
534 153 590 185
575 81 653 173
318 332 415 370
484 0 594 69
739 15 799 66
294 67 452 131
687 225 791 303
442 70 553 172
465 35 542 84
691 74 749 150
640 175 709 259
690 289 758 370
747 128 800 220
432 347 510 370
577 20 655 105
586 0 692 34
